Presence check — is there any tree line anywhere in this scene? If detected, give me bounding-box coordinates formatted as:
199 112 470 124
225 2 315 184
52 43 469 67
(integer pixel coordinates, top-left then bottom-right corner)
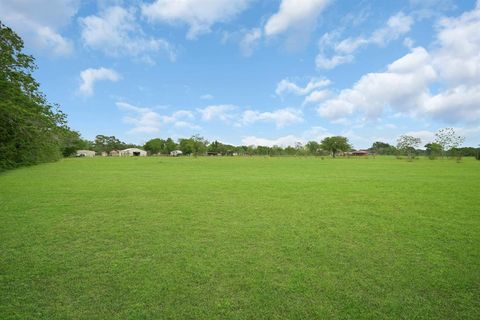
137 131 479 160
1 21 479 172
0 22 89 171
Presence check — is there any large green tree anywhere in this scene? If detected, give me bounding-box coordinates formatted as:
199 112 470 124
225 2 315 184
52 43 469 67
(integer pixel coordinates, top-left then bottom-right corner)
320 136 351 157
0 21 75 170
370 141 397 155
144 138 165 155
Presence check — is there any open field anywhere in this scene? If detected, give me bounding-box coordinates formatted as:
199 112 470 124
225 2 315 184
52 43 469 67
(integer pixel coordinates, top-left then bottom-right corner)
0 157 479 319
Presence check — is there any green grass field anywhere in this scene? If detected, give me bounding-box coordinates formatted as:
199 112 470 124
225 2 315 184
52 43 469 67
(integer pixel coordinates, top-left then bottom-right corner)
1 156 479 319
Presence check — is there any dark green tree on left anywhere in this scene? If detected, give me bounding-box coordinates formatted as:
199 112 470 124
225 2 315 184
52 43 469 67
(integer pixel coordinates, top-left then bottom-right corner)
0 21 83 170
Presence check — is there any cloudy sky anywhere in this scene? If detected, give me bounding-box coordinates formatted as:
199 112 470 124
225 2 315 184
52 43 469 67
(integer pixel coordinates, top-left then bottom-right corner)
1 0 479 148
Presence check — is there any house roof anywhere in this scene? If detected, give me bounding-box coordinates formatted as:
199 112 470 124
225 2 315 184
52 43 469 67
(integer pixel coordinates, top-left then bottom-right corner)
121 148 145 152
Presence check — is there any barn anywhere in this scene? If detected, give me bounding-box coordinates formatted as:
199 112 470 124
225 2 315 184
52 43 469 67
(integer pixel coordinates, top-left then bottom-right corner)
76 150 95 157
119 148 147 157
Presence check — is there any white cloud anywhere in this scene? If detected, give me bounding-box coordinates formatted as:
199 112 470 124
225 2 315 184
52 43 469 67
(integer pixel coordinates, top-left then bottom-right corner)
318 47 437 119
240 28 262 57
403 130 435 144
317 2 480 124
276 78 331 96
0 0 78 55
79 67 121 96
241 108 303 127
422 85 480 123
264 0 330 37
200 94 214 100
241 126 332 147
316 12 414 69
117 102 200 133
35 26 74 55
117 102 162 133
242 135 303 147
80 6 175 63
303 89 331 105
197 105 237 122
141 0 251 39
315 54 354 69
162 110 194 124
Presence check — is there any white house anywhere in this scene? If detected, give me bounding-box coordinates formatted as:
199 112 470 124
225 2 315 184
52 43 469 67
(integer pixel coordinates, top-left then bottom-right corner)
76 150 95 157
170 150 183 156
119 148 147 157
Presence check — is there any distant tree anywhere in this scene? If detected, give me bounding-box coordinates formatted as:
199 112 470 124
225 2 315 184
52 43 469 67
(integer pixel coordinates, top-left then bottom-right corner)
178 135 208 156
178 138 194 155
320 136 351 157
0 21 73 170
434 128 465 160
370 141 397 155
93 135 126 153
164 138 177 153
256 146 271 156
191 134 208 157
144 138 165 155
396 135 421 160
424 142 442 159
284 146 296 156
305 141 320 155
60 130 92 157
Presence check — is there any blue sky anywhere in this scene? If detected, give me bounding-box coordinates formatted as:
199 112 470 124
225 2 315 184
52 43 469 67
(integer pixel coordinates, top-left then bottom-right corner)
1 0 479 148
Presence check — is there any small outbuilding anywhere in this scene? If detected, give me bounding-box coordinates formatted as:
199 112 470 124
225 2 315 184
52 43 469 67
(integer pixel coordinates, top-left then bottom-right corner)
109 150 120 157
120 148 147 157
76 150 96 157
170 150 183 157
351 150 369 156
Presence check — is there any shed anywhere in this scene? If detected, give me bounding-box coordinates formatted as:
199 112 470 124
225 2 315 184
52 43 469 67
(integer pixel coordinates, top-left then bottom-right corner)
170 150 183 157
351 150 369 156
119 148 147 157
76 150 95 157
109 150 119 156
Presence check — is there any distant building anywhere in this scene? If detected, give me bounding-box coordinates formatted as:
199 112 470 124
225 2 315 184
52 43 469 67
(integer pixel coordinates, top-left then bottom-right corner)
170 150 183 157
351 150 369 156
109 150 120 157
76 150 95 157
101 152 108 157
119 148 147 157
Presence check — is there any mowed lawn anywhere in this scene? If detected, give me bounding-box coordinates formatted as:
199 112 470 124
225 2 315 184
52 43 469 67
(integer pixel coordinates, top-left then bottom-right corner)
0 157 479 319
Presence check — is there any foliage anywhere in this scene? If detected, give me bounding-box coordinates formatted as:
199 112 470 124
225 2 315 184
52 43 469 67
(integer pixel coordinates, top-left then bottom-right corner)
60 130 92 157
0 21 76 170
319 136 351 157
425 142 443 159
396 135 421 160
370 141 397 155
93 135 128 153
434 128 465 160
144 138 166 155
305 141 320 155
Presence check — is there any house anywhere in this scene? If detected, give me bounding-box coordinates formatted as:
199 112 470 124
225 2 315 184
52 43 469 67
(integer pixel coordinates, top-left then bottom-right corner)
76 150 95 157
170 150 183 157
351 150 369 156
119 148 147 157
